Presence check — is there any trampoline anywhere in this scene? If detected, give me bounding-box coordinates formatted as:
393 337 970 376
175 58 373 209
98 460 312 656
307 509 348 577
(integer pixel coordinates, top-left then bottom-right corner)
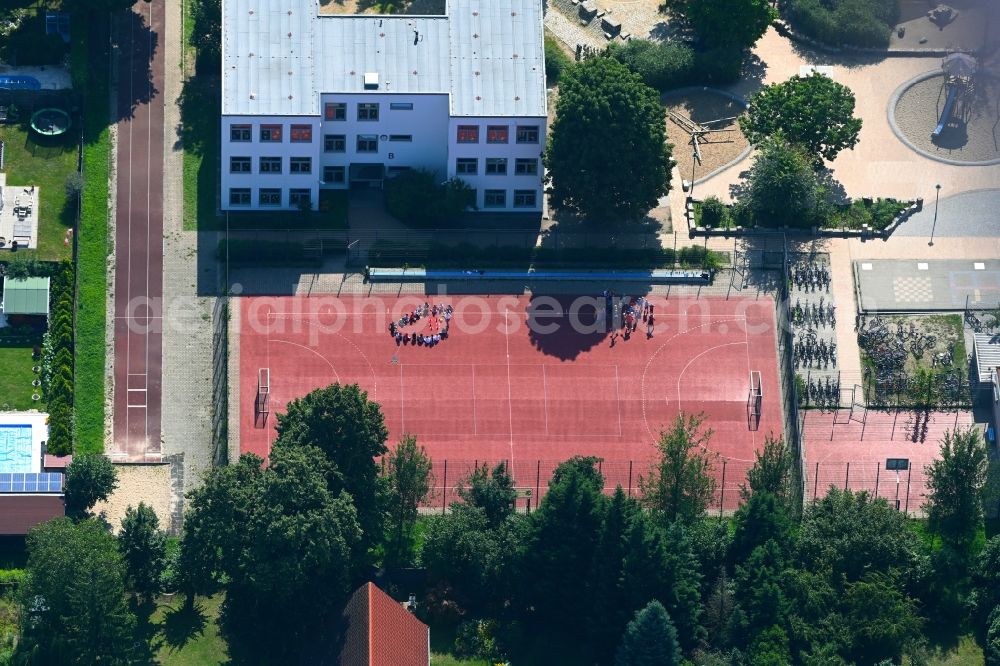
0 76 41 91
30 108 71 137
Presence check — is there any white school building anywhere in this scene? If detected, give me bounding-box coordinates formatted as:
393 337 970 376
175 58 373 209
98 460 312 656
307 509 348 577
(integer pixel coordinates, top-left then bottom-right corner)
221 0 547 213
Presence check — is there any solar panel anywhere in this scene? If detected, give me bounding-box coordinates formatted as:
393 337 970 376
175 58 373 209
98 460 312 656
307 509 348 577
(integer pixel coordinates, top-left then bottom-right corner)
0 472 64 494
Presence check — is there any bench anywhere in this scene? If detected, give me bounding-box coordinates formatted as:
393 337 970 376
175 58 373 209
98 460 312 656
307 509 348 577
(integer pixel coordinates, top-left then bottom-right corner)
367 267 713 285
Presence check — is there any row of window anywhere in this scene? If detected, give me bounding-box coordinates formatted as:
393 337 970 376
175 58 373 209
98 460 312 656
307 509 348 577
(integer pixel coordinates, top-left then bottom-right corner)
227 187 537 208
323 101 413 121
230 155 540 177
456 157 538 176
322 134 412 153
229 188 312 207
229 120 541 146
230 156 314 175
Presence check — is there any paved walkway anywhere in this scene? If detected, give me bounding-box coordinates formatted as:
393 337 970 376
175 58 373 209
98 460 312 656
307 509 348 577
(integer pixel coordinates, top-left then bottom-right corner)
110 0 165 463
895 189 1000 237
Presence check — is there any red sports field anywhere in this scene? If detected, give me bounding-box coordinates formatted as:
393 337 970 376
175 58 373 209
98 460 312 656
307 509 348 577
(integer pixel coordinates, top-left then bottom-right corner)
239 294 782 509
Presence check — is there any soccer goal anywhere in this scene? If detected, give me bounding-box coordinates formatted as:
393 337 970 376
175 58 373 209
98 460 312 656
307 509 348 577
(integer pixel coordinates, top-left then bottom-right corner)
255 368 270 428
747 370 762 431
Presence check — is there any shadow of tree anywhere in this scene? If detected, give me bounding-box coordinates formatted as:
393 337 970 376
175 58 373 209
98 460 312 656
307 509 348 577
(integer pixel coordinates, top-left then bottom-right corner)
526 293 611 360
157 599 209 652
114 9 159 122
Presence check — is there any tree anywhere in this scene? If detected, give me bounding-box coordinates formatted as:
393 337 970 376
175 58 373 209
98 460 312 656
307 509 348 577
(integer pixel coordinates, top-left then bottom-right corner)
923 427 989 551
119 502 167 602
273 383 389 559
64 454 119 519
737 136 823 228
62 0 138 13
842 572 923 664
732 540 789 639
973 537 1000 631
614 600 682 666
640 413 717 525
17 518 137 665
457 462 517 528
798 488 919 583
740 73 863 164
605 40 696 91
663 0 775 51
384 169 476 227
741 435 792 503
730 491 793 567
988 606 1000 666
384 435 433 565
178 447 362 662
544 34 572 84
521 457 607 634
545 57 673 223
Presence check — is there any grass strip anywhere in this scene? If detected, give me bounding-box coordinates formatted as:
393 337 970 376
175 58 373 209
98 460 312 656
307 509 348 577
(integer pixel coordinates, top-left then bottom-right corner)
73 14 112 455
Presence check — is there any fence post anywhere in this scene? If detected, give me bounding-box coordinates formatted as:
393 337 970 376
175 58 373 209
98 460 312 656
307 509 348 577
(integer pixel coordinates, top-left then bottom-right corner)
627 460 633 498
535 460 541 501
441 459 447 515
844 462 850 491
904 465 912 516
875 462 880 499
719 459 727 519
813 461 819 501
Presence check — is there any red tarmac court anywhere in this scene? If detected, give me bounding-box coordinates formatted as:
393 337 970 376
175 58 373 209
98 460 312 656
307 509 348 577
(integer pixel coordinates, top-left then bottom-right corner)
110 0 164 462
239 295 782 508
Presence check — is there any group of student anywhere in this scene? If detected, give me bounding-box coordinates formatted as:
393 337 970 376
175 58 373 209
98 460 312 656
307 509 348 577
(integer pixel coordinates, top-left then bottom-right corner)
606 293 655 347
388 303 454 347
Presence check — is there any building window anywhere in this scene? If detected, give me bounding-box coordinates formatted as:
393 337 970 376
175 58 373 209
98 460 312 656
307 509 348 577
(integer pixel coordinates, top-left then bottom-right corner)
516 125 540 144
324 103 346 120
290 157 312 174
290 125 313 142
487 125 509 144
230 156 252 173
230 124 251 142
514 189 537 208
357 103 379 121
484 189 506 208
515 158 538 176
324 134 346 153
323 166 346 184
356 135 378 153
455 158 477 175
229 188 251 206
289 189 312 208
260 124 282 142
485 158 508 175
389 102 413 110
259 188 281 206
457 125 479 143
388 134 412 142
259 157 282 174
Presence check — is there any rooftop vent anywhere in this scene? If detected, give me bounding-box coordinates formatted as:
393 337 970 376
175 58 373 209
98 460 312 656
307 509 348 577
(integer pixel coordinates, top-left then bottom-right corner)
363 72 380 90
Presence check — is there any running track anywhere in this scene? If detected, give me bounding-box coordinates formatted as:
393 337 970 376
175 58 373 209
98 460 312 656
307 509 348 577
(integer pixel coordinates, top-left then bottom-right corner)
111 0 164 461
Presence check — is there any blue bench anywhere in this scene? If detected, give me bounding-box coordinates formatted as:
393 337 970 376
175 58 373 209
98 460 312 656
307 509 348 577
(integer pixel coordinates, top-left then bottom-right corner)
367 267 712 285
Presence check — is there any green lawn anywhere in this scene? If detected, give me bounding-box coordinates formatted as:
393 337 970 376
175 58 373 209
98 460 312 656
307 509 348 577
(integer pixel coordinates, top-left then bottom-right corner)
0 334 43 411
150 594 228 665
73 13 112 455
0 122 78 260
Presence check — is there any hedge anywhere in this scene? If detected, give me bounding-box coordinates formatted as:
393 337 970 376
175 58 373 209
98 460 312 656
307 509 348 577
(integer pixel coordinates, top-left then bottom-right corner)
785 0 898 49
74 14 112 455
42 262 75 456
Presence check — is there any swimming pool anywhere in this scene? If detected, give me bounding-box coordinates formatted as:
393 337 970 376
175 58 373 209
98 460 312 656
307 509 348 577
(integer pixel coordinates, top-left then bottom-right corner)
0 76 41 91
0 425 33 473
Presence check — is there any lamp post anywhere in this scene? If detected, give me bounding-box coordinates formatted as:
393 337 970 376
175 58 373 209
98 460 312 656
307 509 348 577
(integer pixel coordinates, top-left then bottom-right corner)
929 184 941 246
689 150 697 199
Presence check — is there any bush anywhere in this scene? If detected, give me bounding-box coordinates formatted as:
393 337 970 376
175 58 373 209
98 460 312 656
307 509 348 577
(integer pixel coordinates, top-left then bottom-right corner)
785 0 897 49
606 40 696 91
699 196 729 228
692 46 745 84
545 34 573 85
41 262 75 456
385 169 475 227
65 172 85 198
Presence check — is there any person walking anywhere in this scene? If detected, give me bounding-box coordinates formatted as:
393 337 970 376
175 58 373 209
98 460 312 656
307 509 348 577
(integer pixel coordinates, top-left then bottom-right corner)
647 315 655 339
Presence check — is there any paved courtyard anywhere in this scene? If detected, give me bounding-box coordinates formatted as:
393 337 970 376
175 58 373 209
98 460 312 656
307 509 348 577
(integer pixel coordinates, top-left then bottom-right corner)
855 258 1000 312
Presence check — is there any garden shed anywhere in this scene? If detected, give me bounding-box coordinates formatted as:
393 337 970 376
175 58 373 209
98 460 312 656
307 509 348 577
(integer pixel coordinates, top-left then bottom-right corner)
0 276 49 317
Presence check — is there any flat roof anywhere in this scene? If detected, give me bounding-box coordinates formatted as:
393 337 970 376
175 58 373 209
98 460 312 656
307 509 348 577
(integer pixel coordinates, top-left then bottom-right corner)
223 0 546 118
1 276 49 315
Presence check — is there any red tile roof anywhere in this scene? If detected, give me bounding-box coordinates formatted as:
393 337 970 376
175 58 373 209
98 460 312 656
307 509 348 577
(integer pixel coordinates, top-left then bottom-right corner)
339 582 429 666
0 495 64 535
43 454 72 469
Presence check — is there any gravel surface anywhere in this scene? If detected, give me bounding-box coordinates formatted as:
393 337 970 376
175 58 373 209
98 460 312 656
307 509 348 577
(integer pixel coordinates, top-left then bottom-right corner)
663 90 749 183
92 464 175 534
894 73 1000 163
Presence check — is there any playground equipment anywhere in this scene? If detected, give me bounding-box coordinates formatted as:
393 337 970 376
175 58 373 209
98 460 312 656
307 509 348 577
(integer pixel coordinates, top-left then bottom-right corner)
932 53 977 141
667 111 736 166
29 108 71 137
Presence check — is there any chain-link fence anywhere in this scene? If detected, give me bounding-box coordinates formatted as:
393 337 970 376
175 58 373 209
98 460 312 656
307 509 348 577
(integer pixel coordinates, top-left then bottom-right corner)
211 296 229 465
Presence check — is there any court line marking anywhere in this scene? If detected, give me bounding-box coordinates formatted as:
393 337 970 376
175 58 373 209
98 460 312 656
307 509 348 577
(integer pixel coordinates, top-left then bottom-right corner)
614 364 623 438
744 324 755 451
143 0 153 451
399 364 405 433
471 364 477 436
503 306 515 471
541 365 548 436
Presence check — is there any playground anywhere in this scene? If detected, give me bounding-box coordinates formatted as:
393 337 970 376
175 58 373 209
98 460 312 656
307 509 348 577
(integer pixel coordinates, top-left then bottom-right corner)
663 88 749 184
238 294 782 508
892 53 1000 164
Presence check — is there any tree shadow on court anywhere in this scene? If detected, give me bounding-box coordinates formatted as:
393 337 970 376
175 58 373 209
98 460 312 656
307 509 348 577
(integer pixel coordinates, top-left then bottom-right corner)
526 294 611 360
114 10 160 122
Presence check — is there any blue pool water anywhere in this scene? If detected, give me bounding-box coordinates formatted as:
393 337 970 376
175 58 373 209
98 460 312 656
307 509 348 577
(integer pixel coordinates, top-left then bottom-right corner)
0 425 33 473
0 76 41 91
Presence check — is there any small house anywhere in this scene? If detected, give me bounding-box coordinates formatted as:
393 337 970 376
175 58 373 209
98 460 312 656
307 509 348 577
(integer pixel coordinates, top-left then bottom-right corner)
338 582 430 666
0 276 49 328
